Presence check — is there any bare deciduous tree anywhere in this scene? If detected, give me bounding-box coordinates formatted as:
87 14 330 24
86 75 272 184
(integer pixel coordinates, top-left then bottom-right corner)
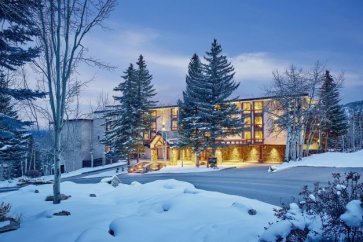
34 0 116 204
266 63 324 162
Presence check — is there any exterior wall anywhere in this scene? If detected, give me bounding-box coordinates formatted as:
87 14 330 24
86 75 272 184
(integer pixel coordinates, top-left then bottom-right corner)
60 120 93 172
60 117 106 172
91 117 106 163
263 112 287 145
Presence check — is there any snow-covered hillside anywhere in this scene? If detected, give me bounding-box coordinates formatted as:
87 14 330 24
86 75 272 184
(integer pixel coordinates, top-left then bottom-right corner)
0 179 277 242
271 150 363 172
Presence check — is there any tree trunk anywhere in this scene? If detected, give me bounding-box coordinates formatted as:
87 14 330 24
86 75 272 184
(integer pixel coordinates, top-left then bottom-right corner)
53 126 61 204
324 131 329 152
136 146 140 163
195 151 200 167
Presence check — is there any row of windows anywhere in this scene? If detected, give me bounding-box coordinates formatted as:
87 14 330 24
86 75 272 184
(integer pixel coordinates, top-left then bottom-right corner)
144 130 264 142
244 116 263 127
242 101 263 113
244 130 263 141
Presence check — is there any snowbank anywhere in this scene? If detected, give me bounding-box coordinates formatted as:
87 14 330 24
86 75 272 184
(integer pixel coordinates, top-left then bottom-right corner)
0 179 277 242
0 161 127 189
82 168 127 179
271 150 363 172
44 161 127 179
147 166 231 174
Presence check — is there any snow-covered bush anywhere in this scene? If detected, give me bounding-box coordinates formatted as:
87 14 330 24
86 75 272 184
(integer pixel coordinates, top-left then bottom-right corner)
0 202 11 221
0 202 20 232
262 172 363 241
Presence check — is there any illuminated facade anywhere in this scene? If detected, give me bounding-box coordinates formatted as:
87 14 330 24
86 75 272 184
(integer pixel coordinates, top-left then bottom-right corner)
141 96 288 165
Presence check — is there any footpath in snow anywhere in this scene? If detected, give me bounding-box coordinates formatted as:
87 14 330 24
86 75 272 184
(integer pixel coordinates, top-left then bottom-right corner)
271 150 363 172
0 179 277 242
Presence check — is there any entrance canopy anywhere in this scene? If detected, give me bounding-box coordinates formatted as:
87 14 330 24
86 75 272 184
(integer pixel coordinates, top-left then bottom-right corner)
150 131 179 149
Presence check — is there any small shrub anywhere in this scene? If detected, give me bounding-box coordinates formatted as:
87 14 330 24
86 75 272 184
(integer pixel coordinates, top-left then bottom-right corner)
0 203 21 233
25 170 41 178
248 209 257 215
45 194 71 202
110 175 121 187
0 202 11 221
262 172 363 241
53 210 71 216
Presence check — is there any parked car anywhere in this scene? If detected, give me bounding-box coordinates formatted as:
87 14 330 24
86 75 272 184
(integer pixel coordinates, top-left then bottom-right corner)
128 161 165 173
128 161 150 173
208 157 218 168
144 162 165 172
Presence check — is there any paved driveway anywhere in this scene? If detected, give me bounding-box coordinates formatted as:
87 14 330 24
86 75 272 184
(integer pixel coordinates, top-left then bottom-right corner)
67 165 363 206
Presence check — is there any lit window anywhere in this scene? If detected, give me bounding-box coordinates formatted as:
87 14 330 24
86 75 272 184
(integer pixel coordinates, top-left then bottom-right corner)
254 101 263 113
144 132 149 140
255 116 263 127
242 102 251 113
254 131 263 140
244 131 251 140
171 108 178 117
151 110 157 117
151 122 156 130
172 120 178 130
244 117 251 126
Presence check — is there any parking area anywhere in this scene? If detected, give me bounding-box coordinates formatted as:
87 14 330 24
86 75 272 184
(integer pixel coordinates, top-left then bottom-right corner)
68 164 363 206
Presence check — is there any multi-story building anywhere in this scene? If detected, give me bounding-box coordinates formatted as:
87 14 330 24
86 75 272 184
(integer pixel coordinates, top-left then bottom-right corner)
141 96 287 165
60 95 300 172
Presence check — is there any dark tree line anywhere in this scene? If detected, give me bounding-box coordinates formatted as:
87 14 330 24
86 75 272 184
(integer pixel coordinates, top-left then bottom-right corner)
0 0 45 179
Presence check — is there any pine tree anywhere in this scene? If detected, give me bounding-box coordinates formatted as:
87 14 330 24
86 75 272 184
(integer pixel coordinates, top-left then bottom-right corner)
103 64 139 164
178 54 207 166
201 39 242 156
0 0 40 71
0 72 30 178
135 55 157 161
320 70 348 150
0 1 44 100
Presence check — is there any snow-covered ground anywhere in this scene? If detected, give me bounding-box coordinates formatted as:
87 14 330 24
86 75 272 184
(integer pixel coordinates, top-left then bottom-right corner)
271 150 363 172
44 161 127 179
0 161 127 188
148 166 231 174
82 169 127 179
0 179 277 242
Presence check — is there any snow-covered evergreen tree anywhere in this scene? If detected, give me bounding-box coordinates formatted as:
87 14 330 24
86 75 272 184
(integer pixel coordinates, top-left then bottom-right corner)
0 1 45 178
178 54 207 166
0 0 40 71
201 39 242 156
135 55 157 161
320 70 348 150
103 56 157 164
0 72 31 178
103 64 139 164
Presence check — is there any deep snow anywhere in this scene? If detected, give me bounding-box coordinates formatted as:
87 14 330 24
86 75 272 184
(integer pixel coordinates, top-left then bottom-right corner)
0 161 126 188
271 150 363 172
0 179 277 242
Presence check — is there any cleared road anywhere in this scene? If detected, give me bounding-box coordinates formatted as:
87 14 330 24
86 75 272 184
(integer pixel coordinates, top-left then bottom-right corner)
66 165 363 206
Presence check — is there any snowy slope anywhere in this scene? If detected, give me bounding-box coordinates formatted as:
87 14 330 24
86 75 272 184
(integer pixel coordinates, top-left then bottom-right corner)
0 162 127 188
0 180 277 242
272 150 363 172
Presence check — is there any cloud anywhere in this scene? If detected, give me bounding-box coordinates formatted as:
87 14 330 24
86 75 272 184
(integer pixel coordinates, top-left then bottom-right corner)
230 52 289 82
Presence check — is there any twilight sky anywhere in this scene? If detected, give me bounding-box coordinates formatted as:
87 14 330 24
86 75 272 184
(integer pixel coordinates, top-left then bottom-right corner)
78 0 363 109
